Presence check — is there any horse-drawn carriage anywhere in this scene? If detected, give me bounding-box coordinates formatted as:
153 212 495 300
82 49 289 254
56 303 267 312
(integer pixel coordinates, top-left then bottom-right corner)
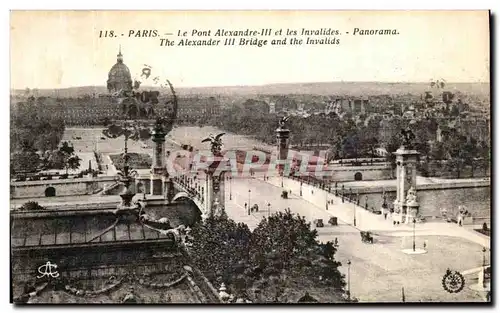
360 231 374 244
314 219 324 228
328 217 338 226
281 191 288 199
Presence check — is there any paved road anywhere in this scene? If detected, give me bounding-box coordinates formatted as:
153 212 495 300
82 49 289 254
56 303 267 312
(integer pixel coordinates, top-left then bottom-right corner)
224 177 334 231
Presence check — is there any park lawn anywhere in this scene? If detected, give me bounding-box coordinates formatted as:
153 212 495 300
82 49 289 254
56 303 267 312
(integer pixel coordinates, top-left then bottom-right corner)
109 153 152 171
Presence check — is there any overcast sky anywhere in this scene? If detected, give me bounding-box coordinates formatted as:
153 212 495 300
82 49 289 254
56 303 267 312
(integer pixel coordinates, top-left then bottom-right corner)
10 10 490 89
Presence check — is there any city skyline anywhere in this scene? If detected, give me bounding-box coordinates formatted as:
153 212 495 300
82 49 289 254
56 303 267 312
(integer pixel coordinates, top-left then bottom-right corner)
10 11 490 89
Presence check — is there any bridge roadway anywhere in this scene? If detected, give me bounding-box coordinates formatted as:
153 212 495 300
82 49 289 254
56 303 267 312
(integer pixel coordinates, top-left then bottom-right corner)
11 173 491 250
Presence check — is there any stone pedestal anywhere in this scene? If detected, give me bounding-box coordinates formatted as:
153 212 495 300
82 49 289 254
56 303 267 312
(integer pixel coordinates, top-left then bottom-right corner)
204 156 229 216
392 146 420 224
392 199 404 224
150 124 167 196
164 178 174 203
406 202 419 223
150 168 164 196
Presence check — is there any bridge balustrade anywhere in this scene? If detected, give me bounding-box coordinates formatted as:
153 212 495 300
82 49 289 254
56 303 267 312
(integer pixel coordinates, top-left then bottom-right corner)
290 174 367 207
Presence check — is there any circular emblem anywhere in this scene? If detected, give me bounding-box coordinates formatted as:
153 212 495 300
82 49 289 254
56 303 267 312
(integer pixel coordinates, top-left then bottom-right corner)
442 269 465 293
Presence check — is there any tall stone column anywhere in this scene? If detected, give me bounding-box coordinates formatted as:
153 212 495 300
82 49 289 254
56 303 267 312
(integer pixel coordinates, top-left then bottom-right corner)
150 124 166 196
276 125 291 176
205 171 214 215
393 146 420 224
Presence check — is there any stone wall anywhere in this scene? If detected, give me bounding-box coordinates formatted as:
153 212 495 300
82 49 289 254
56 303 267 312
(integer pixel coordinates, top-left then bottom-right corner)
327 165 393 182
10 177 116 199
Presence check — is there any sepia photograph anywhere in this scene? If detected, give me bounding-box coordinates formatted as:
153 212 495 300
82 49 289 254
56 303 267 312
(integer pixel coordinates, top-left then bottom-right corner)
8 10 491 304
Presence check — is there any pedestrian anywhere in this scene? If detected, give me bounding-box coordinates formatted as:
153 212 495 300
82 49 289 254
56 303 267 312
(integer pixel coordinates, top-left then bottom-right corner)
384 213 388 220
393 221 396 226
244 202 247 209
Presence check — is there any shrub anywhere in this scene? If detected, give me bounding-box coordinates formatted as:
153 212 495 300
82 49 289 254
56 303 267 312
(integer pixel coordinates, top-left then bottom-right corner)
20 201 44 211
482 223 488 232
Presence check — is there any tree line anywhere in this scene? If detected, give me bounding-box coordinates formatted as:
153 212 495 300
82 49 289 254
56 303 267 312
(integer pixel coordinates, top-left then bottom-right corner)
214 102 490 178
10 101 83 176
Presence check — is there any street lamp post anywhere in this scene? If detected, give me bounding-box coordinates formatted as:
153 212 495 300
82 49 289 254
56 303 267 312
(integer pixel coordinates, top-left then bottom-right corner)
248 189 251 215
326 192 328 211
229 176 232 200
268 202 271 218
482 247 487 288
412 218 416 252
353 202 357 227
347 260 351 301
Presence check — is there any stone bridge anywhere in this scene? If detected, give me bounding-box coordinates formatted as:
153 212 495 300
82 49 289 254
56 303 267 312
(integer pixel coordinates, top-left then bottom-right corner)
171 174 206 216
132 171 210 217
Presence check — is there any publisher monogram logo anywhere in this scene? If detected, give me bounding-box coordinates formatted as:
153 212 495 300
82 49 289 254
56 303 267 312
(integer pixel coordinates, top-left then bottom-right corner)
37 261 59 279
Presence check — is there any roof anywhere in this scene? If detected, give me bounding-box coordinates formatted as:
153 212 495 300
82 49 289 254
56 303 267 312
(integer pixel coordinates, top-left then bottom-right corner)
10 211 175 250
107 61 133 92
13 256 220 303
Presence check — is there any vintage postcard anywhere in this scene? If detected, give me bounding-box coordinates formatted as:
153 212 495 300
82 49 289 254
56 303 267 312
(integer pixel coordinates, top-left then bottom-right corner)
9 10 491 304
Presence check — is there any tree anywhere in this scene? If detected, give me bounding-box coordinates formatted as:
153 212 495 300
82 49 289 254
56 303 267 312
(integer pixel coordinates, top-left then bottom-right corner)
187 213 252 286
59 141 75 156
477 140 490 176
11 150 40 174
249 210 345 299
385 135 402 178
444 133 468 178
430 141 446 161
46 149 65 169
363 137 379 164
57 141 81 174
342 134 360 161
65 154 82 175
188 209 346 303
462 138 478 177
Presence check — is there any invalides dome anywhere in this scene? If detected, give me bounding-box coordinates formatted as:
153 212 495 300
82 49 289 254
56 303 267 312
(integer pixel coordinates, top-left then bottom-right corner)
107 46 133 93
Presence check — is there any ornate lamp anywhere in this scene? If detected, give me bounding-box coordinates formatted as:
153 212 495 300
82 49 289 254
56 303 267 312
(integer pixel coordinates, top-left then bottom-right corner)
103 64 178 209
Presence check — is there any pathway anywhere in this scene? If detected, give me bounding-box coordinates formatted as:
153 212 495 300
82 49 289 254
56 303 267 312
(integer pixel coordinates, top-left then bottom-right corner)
260 176 490 249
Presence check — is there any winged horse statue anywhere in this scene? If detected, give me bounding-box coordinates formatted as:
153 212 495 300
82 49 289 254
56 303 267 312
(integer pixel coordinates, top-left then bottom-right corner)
202 133 225 156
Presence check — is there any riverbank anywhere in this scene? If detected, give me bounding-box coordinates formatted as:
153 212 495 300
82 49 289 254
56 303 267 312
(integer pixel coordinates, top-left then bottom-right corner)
337 176 490 194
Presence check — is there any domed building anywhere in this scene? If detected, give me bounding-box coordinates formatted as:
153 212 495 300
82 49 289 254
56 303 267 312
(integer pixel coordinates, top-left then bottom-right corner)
107 47 133 93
